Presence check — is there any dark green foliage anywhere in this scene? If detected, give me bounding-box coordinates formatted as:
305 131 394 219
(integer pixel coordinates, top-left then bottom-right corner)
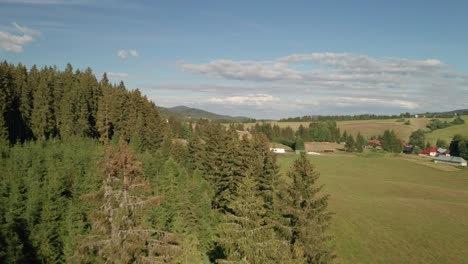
426 117 465 131
294 121 341 143
251 122 295 143
409 129 426 149
295 137 305 151
277 154 334 263
436 139 448 149
355 133 365 153
381 130 402 153
345 134 356 152
0 138 101 263
0 62 166 149
216 176 292 263
449 135 468 160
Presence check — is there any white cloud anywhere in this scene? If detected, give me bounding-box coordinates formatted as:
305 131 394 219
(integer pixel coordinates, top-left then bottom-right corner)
117 49 139 59
12 22 41 35
117 49 127 59
129 49 139 57
326 97 418 109
0 23 40 52
106 72 130 79
176 52 468 115
181 60 301 81
207 94 280 106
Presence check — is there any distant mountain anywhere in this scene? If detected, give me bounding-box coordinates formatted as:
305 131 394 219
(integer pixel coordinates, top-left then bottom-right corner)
159 106 253 122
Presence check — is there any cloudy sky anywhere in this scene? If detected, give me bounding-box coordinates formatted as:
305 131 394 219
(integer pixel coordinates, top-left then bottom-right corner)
1 0 467 119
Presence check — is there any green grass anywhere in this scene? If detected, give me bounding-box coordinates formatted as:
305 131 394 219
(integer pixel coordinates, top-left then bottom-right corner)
277 154 468 263
425 115 468 145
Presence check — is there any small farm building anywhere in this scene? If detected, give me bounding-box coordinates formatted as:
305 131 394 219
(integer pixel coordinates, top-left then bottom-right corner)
434 156 467 167
270 148 285 153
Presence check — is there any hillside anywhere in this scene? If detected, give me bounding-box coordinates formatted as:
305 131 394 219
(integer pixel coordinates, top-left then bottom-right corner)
242 118 434 141
161 105 252 121
425 115 468 145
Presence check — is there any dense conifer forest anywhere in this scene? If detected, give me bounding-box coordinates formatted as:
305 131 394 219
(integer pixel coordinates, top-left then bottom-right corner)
0 61 333 263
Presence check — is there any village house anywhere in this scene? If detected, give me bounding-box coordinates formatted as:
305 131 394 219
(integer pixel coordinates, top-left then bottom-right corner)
437 148 449 156
420 146 437 157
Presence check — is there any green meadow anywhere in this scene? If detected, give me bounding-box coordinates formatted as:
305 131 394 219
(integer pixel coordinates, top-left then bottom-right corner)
277 154 468 264
425 115 468 145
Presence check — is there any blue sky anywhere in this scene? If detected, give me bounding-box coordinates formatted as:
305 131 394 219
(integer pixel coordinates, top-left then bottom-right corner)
1 0 467 119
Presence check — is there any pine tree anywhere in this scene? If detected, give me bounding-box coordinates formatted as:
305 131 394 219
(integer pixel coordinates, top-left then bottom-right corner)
74 138 181 263
31 67 56 139
278 154 334 263
217 176 292 263
355 133 365 153
96 73 114 142
345 134 355 152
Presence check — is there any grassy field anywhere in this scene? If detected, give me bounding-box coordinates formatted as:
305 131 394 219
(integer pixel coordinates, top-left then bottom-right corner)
336 118 430 140
243 118 434 141
277 154 468 263
242 116 468 142
425 115 468 145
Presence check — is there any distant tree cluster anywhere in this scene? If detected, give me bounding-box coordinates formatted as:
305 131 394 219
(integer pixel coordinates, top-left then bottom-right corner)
295 121 342 143
380 130 403 153
279 114 402 122
426 117 465 131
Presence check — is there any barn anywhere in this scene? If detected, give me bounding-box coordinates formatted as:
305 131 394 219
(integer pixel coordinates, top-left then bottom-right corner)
434 156 467 167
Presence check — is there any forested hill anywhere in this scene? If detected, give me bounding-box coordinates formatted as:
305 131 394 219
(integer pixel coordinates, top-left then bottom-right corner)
0 61 333 263
160 105 253 122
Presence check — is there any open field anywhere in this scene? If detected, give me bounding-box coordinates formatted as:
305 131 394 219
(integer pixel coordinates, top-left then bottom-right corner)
305 141 344 152
277 154 468 263
242 118 434 141
336 118 431 140
242 116 467 142
425 115 468 145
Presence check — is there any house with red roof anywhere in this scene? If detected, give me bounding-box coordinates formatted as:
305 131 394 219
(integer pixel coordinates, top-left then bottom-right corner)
420 146 437 157
368 139 381 146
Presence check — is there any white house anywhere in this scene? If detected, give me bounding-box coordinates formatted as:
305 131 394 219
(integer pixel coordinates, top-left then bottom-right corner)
270 148 285 153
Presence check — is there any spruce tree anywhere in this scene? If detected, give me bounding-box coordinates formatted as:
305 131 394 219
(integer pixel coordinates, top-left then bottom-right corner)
355 133 365 153
345 134 355 152
217 176 292 263
279 154 334 263
74 138 181 263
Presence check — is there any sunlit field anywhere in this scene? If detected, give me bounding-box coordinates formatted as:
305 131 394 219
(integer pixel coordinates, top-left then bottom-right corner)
278 154 468 263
